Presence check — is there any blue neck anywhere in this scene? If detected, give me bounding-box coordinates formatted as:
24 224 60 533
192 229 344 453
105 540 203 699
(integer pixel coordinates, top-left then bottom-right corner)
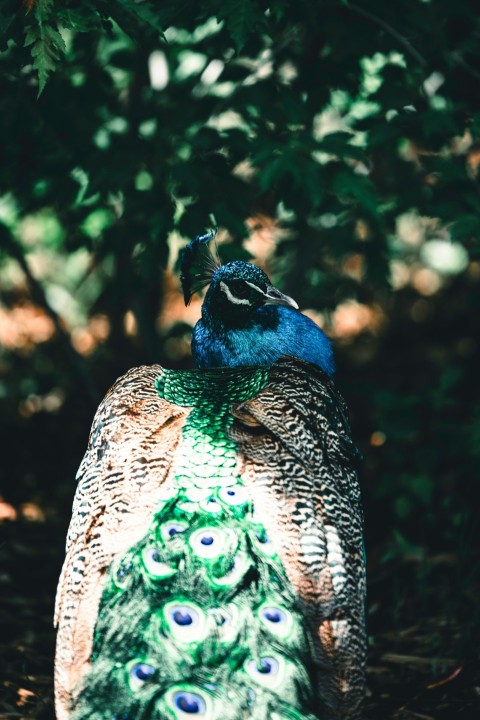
193 305 335 378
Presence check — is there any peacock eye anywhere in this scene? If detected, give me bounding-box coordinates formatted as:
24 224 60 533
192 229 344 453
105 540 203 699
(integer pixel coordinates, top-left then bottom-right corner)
189 527 229 559
170 606 198 627
248 656 278 676
229 280 249 297
259 658 275 674
142 546 177 579
131 662 155 682
219 485 249 507
164 685 211 718
127 659 156 691
115 561 132 587
210 550 250 589
262 607 286 624
258 603 293 638
168 525 185 537
173 690 207 715
253 527 277 557
163 601 208 643
160 521 188 543
245 655 284 689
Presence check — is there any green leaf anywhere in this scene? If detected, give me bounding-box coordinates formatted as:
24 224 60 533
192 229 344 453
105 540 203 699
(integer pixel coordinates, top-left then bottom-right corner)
332 168 379 215
43 23 66 54
34 0 54 21
116 0 168 40
24 10 66 96
0 8 16 41
317 132 368 163
56 7 104 32
23 26 38 47
450 214 480 242
216 0 264 52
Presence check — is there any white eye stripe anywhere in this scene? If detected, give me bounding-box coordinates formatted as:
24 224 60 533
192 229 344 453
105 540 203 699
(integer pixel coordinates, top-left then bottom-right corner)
244 281 268 296
219 281 251 305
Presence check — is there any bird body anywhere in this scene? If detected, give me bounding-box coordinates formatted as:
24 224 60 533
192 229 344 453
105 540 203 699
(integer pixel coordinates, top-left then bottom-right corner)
54 233 365 720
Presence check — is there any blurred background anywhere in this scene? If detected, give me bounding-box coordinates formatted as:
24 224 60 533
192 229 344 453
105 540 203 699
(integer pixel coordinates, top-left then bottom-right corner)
0 1 479 717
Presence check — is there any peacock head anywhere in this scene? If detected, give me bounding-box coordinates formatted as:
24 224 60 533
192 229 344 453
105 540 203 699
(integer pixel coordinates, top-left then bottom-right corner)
180 231 298 320
203 260 298 319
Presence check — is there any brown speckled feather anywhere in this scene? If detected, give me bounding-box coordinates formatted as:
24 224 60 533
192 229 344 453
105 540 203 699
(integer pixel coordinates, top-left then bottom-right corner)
54 365 190 720
232 357 365 720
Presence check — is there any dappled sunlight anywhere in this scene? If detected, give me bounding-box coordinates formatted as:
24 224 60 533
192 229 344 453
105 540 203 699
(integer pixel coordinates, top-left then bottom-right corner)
245 214 284 263
148 50 169 90
16 687 36 709
395 212 430 248
410 298 432 323
71 314 110 356
304 301 385 343
18 388 65 418
20 502 46 522
389 260 411 289
2 222 470 363
411 267 442 296
341 253 365 281
0 498 47 523
0 304 55 351
330 301 386 340
123 310 138 337
0 498 18 522
370 431 387 447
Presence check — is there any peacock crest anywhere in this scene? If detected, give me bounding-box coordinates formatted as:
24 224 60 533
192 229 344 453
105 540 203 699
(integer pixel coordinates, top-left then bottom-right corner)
180 230 221 306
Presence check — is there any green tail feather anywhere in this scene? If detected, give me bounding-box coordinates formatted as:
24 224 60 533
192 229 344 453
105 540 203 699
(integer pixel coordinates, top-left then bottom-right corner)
71 367 319 720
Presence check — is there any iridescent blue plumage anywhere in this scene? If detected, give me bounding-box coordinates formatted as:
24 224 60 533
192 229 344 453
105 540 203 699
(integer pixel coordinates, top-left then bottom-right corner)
180 241 335 377
193 301 335 376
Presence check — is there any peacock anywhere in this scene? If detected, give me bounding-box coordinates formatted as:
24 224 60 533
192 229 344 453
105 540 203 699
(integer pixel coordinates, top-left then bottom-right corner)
54 231 366 720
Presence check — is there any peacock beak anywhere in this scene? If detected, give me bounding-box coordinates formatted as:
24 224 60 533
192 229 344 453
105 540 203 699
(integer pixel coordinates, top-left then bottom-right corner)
263 285 299 310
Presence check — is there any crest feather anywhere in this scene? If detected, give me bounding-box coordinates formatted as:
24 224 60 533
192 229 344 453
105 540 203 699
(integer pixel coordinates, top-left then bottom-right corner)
180 230 221 305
